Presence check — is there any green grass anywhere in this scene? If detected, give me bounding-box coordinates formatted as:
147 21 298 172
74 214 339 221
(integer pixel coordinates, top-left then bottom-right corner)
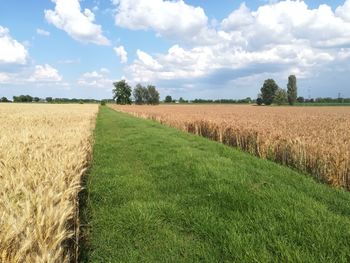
83 106 350 262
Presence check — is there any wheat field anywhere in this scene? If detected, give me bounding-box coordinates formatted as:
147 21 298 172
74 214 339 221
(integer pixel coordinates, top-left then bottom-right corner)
0 104 98 262
110 104 350 190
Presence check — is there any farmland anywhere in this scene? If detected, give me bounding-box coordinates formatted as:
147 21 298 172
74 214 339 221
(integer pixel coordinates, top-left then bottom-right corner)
1 103 350 262
85 107 350 262
0 104 98 262
110 104 350 189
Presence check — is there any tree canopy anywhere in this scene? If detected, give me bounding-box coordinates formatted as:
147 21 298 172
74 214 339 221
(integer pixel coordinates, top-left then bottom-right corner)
113 80 132 105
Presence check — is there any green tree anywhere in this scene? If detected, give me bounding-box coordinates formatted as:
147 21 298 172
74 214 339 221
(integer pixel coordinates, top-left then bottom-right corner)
260 79 279 105
297 96 305 103
46 97 53 103
34 97 40 102
147 85 160 105
133 84 149 105
164 95 172 103
113 80 132 105
256 93 263 105
1 97 9 102
274 88 288 105
179 97 185 103
287 75 297 105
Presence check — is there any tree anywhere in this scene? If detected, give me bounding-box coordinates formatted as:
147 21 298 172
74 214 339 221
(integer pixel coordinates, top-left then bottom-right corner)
179 97 185 103
164 95 172 103
46 97 53 103
287 75 297 105
256 94 263 105
34 97 40 102
133 84 148 105
147 85 160 105
274 88 288 105
260 79 279 105
113 80 132 105
297 96 305 103
1 97 9 102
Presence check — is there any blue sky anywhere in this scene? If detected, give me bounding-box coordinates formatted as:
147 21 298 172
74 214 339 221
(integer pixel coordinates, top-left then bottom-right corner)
0 0 349 100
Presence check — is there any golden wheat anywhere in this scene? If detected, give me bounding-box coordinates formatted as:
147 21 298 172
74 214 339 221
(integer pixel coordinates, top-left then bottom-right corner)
0 104 98 263
110 104 350 190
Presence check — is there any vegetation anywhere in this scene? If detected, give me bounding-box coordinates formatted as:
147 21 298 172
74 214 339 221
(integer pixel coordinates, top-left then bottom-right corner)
146 85 160 105
260 79 279 105
274 88 288 105
191 98 252 104
164 95 173 103
113 80 132 105
85 106 350 262
111 104 350 190
287 75 298 105
133 84 149 105
13 94 34 102
0 96 9 102
0 104 98 262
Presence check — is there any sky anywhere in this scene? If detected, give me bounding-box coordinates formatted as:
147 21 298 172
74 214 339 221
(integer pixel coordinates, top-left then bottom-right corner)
0 0 349 100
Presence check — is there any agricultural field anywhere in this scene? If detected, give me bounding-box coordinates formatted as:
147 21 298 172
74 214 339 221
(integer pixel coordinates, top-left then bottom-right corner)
0 104 98 262
86 107 350 262
110 104 350 189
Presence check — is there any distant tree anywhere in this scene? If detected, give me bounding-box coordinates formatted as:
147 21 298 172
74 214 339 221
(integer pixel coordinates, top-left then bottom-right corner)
113 80 132 105
34 97 40 102
261 79 279 105
179 97 185 103
147 85 160 105
133 84 149 105
297 96 305 103
287 75 297 105
274 88 288 105
164 95 172 103
46 97 53 103
1 97 9 102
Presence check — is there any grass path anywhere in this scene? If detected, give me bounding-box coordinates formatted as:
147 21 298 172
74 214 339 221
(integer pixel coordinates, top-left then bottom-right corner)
84 106 350 262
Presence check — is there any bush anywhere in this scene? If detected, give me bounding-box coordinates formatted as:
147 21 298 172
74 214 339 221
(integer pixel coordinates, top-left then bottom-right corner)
100 100 106 106
256 98 263 105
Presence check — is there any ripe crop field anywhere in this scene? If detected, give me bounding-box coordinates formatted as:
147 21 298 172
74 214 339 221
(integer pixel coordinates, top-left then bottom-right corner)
110 104 350 189
0 104 98 262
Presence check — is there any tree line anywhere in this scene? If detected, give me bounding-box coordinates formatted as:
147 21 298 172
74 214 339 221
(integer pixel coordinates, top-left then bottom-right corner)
0 95 105 103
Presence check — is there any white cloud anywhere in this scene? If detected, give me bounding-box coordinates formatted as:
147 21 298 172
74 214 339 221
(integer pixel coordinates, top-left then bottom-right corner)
114 45 128 63
336 0 350 21
126 1 350 85
0 72 10 83
45 0 110 45
113 0 208 41
36 28 50 36
29 64 62 82
78 68 113 88
0 26 28 64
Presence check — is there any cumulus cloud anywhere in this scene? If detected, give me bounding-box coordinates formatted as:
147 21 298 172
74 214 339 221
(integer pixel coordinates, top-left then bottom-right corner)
0 26 28 65
29 64 62 82
78 68 113 88
45 0 110 45
114 45 128 63
113 0 208 41
36 28 50 36
125 0 350 87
